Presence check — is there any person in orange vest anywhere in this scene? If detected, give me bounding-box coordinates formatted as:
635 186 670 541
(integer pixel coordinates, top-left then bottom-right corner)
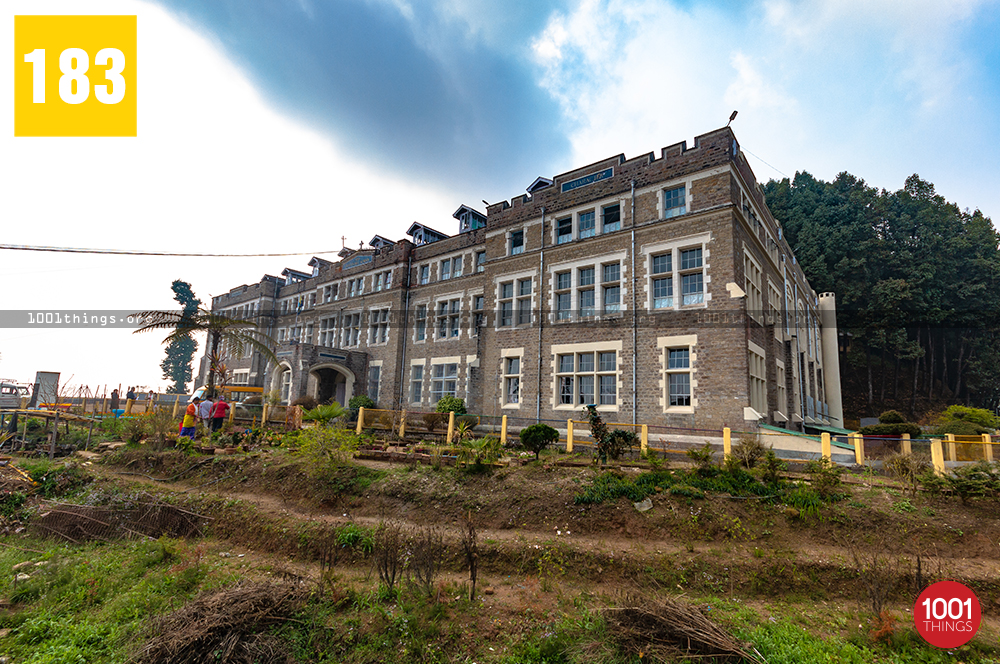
181 397 200 439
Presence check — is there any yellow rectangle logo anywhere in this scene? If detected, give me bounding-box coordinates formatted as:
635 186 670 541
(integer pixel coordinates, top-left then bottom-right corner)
14 15 137 137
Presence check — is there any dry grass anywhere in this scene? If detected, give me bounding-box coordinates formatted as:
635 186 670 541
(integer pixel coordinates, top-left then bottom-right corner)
130 583 309 664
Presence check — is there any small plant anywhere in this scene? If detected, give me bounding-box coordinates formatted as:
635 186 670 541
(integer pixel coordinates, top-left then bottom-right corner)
410 527 445 598
686 442 718 477
537 546 566 592
520 423 560 460
882 452 930 498
122 417 148 445
373 520 405 594
422 412 446 432
878 410 906 424
805 456 844 499
731 433 766 469
461 512 478 601
435 396 466 414
759 448 787 485
458 436 502 467
453 419 475 443
175 436 195 454
296 425 362 472
302 402 347 425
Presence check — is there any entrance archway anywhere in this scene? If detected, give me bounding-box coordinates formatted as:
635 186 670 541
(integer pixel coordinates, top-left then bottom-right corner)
270 362 292 404
307 363 355 407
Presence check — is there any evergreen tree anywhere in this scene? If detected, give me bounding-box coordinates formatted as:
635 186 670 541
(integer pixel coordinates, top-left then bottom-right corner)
160 280 200 394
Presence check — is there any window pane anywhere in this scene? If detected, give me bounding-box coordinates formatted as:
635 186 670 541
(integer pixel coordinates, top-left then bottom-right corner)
500 301 512 326
669 373 690 406
681 248 702 270
579 267 595 286
664 185 686 218
599 352 616 371
474 295 484 310
557 293 571 319
602 204 620 231
560 376 573 404
557 217 572 243
579 289 594 317
578 376 594 404
603 263 620 283
501 282 513 299
604 286 621 311
681 273 704 304
517 299 532 325
578 352 594 372
599 375 616 405
668 348 689 369
511 230 524 254
579 211 595 238
506 377 519 403
519 278 532 296
653 277 673 308
556 272 571 290
507 357 520 374
652 254 671 274
558 355 574 373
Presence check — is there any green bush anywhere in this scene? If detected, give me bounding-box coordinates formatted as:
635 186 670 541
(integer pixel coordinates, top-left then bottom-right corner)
878 410 906 424
934 420 990 436
520 423 560 460
945 461 1000 504
760 449 787 485
804 456 844 499
348 395 376 410
302 402 347 425
857 422 922 438
731 434 767 469
686 442 718 477
938 404 999 430
434 396 466 414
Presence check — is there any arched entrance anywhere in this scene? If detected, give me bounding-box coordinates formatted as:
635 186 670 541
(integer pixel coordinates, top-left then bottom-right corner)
307 363 355 406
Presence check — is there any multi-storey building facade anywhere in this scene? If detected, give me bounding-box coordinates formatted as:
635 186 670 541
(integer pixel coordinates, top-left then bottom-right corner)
202 126 844 431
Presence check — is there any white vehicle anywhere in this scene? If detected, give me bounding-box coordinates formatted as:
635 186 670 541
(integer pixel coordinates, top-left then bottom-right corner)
0 383 28 409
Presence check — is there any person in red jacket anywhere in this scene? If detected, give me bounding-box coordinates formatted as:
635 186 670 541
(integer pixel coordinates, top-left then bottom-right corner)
211 397 230 432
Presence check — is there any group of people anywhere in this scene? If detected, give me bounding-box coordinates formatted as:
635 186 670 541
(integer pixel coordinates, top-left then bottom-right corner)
180 394 231 439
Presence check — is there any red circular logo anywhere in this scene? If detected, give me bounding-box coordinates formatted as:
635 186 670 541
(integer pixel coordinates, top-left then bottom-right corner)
914 581 981 648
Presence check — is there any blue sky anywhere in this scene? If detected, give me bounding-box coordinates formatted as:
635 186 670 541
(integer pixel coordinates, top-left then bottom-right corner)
2 0 999 392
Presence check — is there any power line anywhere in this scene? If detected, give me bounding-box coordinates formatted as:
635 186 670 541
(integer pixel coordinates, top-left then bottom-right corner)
0 244 341 257
742 148 789 179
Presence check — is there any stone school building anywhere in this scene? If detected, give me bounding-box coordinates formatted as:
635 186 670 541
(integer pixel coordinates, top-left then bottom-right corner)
201 126 844 431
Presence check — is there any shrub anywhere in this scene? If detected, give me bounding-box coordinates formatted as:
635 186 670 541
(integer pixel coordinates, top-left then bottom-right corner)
731 433 767 469
243 395 262 405
882 452 930 497
289 395 319 411
805 456 844 499
938 404 999 430
122 417 148 445
760 448 787 484
296 425 362 473
435 396 466 414
934 420 989 436
602 429 637 461
348 395 376 410
945 461 1000 504
520 423 559 460
857 422 922 438
878 410 906 424
422 412 446 432
686 442 718 477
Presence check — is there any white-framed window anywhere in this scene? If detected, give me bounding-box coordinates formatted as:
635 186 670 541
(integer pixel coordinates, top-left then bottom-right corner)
308 293 316 308
373 270 391 292
555 350 617 406
652 253 672 309
555 271 572 320
305 322 314 344
323 284 336 303
664 185 686 219
277 328 286 342
231 369 249 386
556 216 572 244
602 203 620 233
410 365 423 404
341 313 361 347
436 299 461 339
498 278 532 327
440 258 452 281
657 334 696 413
280 369 292 403
509 229 524 256
419 265 430 285
475 251 486 272
577 266 595 318
768 280 782 332
368 307 390 345
602 263 621 313
744 250 762 322
666 349 691 407
453 255 463 278
472 295 485 336
415 304 427 342
680 248 703 305
430 363 458 402
775 359 787 419
503 356 521 405
578 210 596 239
367 364 381 403
319 317 337 347
749 342 766 414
